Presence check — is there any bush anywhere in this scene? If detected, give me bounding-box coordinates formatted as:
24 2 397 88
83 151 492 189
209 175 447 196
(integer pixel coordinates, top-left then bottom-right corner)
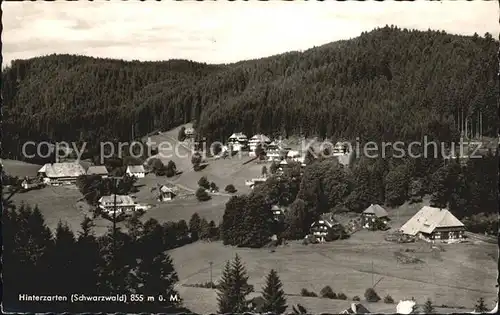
320 286 336 299
383 295 394 304
353 296 361 301
210 182 219 192
196 188 211 202
224 184 237 193
198 176 210 189
300 288 317 297
337 293 347 300
364 288 381 302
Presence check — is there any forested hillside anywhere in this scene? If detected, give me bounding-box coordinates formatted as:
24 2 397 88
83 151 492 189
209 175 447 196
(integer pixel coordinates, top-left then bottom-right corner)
2 26 498 160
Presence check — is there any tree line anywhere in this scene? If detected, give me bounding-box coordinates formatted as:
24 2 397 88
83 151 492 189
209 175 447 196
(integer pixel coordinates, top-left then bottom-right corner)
3 27 497 162
3 204 195 313
220 148 498 245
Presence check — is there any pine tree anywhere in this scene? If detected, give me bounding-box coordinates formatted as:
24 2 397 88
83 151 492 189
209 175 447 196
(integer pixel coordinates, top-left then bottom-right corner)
229 254 253 313
189 213 202 241
261 269 287 314
423 298 435 313
76 217 101 295
199 218 211 240
51 221 77 294
217 260 234 313
134 230 180 312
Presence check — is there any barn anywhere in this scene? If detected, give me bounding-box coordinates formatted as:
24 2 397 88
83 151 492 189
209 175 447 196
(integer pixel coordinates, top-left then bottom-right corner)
399 206 466 243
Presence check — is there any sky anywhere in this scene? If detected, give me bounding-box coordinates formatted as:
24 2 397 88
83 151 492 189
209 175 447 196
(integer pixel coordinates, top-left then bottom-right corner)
2 0 499 66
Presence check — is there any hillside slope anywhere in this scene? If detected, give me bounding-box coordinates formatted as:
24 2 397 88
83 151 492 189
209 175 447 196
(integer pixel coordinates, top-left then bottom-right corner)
2 26 497 160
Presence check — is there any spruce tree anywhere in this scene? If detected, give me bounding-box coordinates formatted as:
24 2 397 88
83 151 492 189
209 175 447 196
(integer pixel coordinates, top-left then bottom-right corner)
423 298 435 313
199 218 211 240
51 221 77 294
76 216 102 295
261 269 287 314
229 254 253 313
189 213 202 241
217 260 234 313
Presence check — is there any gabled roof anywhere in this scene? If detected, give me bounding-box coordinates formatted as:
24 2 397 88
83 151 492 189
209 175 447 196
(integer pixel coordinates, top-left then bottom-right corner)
340 303 370 314
42 162 86 178
363 204 389 218
229 132 247 139
127 165 145 173
86 165 109 175
312 213 338 228
99 194 135 206
400 206 465 236
249 134 271 143
160 185 175 194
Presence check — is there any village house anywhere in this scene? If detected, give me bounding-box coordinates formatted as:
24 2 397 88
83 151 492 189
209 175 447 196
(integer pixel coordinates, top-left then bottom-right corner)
158 185 176 202
361 204 390 230
126 165 146 178
86 165 109 178
248 134 271 153
227 132 249 152
399 206 466 243
245 176 267 190
340 303 371 314
37 162 86 185
310 213 346 242
286 149 301 161
98 194 136 215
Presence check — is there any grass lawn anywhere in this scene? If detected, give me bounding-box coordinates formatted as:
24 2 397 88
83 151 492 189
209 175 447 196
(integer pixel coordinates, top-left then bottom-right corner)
2 159 41 178
10 185 111 236
141 195 229 225
170 235 497 314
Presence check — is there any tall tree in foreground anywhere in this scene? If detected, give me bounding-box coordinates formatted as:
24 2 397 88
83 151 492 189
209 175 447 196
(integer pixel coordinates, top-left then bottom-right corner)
260 269 287 314
216 255 253 313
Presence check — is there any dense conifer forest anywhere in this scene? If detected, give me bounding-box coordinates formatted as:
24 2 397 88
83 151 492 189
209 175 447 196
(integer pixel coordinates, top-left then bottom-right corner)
2 26 498 161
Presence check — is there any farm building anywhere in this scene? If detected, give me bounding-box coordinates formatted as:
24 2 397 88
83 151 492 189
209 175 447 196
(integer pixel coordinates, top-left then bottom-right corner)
286 150 301 161
249 134 271 152
98 194 136 215
245 176 267 190
266 141 282 161
340 303 370 314
126 165 146 178
310 213 347 242
227 132 248 152
86 165 109 178
399 206 466 242
361 204 390 230
158 185 176 202
37 162 86 185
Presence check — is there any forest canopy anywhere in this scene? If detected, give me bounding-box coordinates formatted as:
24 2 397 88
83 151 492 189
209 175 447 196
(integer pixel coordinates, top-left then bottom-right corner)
2 26 497 160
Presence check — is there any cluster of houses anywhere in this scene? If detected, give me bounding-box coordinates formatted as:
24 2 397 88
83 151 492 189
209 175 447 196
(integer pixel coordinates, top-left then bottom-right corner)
309 204 466 244
33 162 146 186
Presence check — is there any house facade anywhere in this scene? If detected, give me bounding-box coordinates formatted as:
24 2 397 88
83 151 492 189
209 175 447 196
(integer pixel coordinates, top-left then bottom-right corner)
126 165 145 178
266 141 282 161
184 127 195 138
158 185 176 201
271 205 287 221
249 134 271 153
98 194 136 215
37 162 86 185
361 204 390 230
228 132 248 152
399 206 466 242
310 213 346 242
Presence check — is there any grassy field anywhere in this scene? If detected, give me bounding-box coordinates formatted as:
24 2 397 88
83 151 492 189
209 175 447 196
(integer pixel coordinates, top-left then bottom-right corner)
171 235 497 314
2 159 42 178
